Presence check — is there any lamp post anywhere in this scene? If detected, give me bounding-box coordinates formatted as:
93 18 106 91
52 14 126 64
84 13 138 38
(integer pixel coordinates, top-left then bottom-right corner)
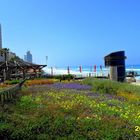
46 56 48 65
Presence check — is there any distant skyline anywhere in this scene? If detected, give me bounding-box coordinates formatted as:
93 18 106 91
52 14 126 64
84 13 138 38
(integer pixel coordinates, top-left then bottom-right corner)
24 50 33 63
0 0 140 67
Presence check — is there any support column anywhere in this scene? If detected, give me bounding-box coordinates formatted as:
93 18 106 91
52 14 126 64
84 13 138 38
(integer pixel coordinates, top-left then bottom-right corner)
39 69 42 78
110 66 118 81
23 69 25 79
3 69 6 81
34 69 37 78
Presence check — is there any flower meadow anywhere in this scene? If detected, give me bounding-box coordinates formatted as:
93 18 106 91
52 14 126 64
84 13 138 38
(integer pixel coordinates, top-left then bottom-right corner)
0 78 140 139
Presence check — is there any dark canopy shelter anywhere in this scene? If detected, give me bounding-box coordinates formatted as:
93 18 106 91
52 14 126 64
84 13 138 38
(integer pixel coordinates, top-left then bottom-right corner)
104 51 126 82
0 59 47 80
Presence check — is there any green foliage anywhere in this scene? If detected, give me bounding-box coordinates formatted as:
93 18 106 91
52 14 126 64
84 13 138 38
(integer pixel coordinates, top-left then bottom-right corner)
0 81 140 139
5 80 21 85
82 78 140 96
0 123 13 139
59 74 74 81
47 74 74 81
10 56 21 62
18 95 37 110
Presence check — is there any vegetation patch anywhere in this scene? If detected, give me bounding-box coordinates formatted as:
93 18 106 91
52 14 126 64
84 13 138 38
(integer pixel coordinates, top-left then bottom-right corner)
0 79 139 139
4 80 21 85
24 79 56 86
82 78 140 102
46 74 75 81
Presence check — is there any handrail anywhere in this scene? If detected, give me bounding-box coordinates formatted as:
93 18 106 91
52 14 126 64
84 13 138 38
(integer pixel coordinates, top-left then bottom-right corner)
0 79 26 105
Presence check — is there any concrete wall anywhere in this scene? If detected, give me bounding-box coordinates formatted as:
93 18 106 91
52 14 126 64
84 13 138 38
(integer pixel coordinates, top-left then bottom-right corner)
110 66 118 81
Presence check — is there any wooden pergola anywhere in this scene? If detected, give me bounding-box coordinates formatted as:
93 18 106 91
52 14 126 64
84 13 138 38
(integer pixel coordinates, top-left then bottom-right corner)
0 59 47 81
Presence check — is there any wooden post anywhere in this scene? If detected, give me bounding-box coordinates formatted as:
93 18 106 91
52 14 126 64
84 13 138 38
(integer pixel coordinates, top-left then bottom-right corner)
23 69 25 79
7 92 10 100
67 66 70 74
39 68 42 78
79 66 82 73
100 65 103 76
3 69 6 81
1 93 4 105
9 92 12 99
94 65 96 77
3 93 6 103
6 92 8 101
34 69 37 78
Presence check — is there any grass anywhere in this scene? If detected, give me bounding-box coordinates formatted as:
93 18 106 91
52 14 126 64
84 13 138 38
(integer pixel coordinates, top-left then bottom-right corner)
0 78 139 139
82 78 140 103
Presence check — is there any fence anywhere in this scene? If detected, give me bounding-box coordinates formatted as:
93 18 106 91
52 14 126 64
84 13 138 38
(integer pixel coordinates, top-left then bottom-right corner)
45 66 109 78
0 79 26 105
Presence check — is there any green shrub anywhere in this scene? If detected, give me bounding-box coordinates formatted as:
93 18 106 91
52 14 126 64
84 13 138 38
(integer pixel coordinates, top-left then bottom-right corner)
59 74 74 81
5 80 21 85
82 78 120 94
0 80 139 139
0 123 13 139
18 95 37 110
82 78 140 96
46 74 74 81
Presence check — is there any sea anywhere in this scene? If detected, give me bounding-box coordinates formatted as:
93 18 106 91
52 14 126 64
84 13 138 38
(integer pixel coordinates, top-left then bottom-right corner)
44 65 140 81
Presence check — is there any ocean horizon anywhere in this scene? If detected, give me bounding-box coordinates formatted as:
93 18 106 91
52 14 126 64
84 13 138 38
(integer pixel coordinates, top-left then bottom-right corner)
44 64 140 80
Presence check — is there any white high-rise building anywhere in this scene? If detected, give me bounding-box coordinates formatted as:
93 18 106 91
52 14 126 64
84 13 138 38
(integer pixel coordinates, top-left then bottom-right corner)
0 24 2 49
24 51 32 63
0 25 17 62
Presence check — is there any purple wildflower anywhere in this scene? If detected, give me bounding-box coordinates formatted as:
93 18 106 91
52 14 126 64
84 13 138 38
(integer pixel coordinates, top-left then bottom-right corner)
48 83 91 90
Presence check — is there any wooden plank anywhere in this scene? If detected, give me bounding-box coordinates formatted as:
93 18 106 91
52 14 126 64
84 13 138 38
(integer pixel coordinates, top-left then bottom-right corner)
0 79 26 104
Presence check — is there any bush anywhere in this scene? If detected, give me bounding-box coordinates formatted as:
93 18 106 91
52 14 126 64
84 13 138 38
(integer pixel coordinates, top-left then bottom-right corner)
82 78 121 94
18 95 37 110
82 78 140 96
45 74 75 81
59 74 74 81
25 79 55 86
5 80 21 85
0 123 13 139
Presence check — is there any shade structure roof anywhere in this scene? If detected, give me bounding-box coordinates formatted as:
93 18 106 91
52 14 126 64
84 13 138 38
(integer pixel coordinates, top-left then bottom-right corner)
0 59 47 70
104 51 126 67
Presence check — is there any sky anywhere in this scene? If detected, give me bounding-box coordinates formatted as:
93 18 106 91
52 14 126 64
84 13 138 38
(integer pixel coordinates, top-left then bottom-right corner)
0 0 140 67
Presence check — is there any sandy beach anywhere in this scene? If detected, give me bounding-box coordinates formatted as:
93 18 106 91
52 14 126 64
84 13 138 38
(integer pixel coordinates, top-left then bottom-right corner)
131 81 140 86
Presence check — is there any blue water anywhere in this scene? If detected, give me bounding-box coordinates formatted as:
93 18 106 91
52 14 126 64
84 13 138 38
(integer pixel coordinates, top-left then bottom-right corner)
51 65 140 77
45 65 140 80
54 65 140 72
